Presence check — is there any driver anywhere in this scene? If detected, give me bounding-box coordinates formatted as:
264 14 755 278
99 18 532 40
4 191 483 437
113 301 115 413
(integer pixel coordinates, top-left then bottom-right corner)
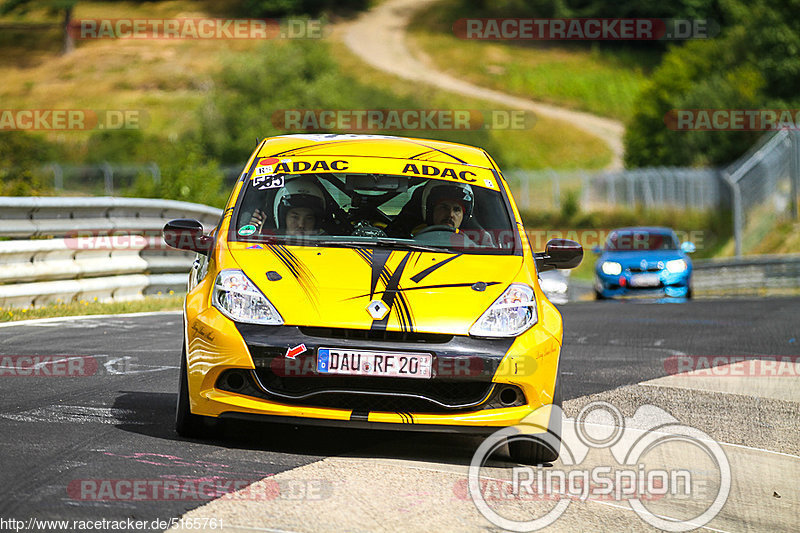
413 180 474 234
249 177 326 235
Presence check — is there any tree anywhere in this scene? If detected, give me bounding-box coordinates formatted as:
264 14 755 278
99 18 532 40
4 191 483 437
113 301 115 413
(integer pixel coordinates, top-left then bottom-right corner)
0 0 77 54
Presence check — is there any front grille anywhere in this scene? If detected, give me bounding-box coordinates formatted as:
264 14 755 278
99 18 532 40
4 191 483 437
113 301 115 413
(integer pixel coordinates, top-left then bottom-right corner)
216 369 506 412
255 368 493 408
299 326 453 344
628 266 662 273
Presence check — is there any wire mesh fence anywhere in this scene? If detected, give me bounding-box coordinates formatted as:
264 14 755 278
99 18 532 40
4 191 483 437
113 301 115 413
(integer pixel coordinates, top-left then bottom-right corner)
503 167 726 212
723 130 800 256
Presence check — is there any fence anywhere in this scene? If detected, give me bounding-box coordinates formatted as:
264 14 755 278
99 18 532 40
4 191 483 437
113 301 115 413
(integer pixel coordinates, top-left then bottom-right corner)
29 163 244 195
692 254 800 296
723 129 800 257
503 168 726 212
0 197 222 308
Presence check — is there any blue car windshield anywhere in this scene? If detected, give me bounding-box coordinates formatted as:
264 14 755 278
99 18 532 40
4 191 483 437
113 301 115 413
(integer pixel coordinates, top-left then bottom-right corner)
606 231 678 251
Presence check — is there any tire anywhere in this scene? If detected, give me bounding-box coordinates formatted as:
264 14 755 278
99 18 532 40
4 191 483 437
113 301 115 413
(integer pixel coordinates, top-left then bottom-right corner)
686 287 693 300
594 289 606 300
175 343 208 438
507 372 563 465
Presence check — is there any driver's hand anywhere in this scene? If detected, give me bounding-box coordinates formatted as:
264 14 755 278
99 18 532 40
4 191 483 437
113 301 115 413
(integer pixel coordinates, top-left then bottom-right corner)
249 209 267 230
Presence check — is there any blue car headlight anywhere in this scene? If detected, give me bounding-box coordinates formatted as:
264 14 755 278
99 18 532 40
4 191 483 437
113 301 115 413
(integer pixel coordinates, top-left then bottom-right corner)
601 261 622 276
666 259 688 274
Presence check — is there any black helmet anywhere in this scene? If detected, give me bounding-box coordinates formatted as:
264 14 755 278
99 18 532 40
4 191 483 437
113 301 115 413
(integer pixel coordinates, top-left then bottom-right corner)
421 181 474 224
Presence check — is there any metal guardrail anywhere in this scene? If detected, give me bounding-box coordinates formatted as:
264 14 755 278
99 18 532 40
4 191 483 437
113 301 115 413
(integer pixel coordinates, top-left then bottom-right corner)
0 197 222 308
692 254 800 296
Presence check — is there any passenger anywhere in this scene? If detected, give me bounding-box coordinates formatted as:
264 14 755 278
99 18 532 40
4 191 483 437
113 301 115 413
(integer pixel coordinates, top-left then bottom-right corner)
249 177 326 235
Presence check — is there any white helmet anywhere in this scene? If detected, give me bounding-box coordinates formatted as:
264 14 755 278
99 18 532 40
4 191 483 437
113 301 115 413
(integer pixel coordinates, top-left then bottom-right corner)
421 181 474 224
273 177 326 230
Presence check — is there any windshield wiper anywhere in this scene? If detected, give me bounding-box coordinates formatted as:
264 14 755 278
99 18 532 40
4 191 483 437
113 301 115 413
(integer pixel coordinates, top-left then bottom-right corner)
315 238 443 253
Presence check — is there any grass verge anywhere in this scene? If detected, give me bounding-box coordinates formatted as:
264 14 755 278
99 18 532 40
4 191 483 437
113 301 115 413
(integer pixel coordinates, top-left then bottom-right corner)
328 30 612 169
0 294 184 323
406 0 655 122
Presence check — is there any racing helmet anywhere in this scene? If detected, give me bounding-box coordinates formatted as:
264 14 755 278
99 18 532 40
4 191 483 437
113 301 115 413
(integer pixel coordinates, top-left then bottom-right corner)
421 180 474 224
273 177 326 230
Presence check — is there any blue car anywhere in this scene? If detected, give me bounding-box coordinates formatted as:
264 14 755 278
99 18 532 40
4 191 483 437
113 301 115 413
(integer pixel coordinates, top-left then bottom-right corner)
593 227 695 300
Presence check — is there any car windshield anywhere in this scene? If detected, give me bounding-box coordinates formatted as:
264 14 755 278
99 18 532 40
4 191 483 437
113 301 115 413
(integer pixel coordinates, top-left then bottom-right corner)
232 171 517 254
606 230 678 251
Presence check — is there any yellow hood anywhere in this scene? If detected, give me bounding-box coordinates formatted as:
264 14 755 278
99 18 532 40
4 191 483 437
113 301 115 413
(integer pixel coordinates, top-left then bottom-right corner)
229 244 524 335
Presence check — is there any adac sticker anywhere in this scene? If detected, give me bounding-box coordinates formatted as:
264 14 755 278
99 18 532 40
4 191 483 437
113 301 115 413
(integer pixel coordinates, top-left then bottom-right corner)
285 344 307 359
238 225 257 236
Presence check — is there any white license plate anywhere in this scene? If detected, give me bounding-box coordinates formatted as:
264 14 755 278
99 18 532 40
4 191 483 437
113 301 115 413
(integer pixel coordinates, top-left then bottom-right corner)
317 348 432 379
630 273 661 287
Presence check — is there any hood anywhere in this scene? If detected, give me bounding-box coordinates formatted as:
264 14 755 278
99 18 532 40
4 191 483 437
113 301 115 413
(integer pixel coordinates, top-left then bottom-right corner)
599 249 687 269
229 244 523 335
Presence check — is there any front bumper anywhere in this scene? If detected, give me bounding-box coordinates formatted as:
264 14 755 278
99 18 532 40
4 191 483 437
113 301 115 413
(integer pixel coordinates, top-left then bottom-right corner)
595 269 691 298
184 307 562 432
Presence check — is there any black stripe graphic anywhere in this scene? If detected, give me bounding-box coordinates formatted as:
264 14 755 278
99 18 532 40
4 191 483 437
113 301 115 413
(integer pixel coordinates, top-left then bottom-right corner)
344 281 501 301
410 253 462 283
267 244 320 308
372 252 413 332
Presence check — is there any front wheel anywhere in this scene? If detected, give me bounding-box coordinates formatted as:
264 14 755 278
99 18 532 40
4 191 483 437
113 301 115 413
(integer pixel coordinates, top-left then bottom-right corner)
507 374 562 465
175 344 210 438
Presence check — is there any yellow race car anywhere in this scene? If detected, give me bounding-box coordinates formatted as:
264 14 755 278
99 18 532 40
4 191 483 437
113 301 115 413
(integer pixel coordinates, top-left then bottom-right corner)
163 134 582 463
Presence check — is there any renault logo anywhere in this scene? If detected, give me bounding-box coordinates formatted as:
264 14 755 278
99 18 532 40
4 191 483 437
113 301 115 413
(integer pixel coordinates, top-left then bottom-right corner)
367 300 389 320
640 259 648 270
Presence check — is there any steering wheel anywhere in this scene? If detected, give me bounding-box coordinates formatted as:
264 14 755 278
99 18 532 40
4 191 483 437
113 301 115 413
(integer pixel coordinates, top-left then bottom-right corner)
414 224 457 236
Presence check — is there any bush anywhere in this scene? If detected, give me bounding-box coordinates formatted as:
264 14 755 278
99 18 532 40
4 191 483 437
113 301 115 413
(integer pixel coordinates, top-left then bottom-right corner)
197 40 495 165
0 131 61 196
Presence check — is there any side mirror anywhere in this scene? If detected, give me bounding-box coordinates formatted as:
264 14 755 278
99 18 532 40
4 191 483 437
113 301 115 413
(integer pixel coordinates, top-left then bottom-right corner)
535 238 583 272
681 241 696 253
163 219 213 255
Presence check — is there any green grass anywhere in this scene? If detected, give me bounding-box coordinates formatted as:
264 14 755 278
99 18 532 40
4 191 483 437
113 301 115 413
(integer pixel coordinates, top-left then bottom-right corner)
407 0 655 122
0 294 184 323
328 34 612 170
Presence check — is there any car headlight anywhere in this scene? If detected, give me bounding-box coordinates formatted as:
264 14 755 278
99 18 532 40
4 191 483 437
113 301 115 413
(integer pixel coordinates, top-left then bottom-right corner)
666 259 688 273
469 284 537 338
212 269 283 325
601 261 622 275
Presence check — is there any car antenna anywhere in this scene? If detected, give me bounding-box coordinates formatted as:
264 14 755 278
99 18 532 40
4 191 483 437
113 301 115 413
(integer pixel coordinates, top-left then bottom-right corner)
255 137 260 146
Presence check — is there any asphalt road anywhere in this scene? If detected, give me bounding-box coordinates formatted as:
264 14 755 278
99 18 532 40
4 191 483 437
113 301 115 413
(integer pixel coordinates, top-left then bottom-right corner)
0 298 798 531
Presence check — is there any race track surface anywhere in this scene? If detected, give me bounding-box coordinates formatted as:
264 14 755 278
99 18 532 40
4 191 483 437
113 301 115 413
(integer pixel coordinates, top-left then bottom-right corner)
0 299 798 531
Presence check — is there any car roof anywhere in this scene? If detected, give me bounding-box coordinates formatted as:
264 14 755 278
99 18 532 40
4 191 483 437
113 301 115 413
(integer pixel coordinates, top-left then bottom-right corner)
258 134 496 169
